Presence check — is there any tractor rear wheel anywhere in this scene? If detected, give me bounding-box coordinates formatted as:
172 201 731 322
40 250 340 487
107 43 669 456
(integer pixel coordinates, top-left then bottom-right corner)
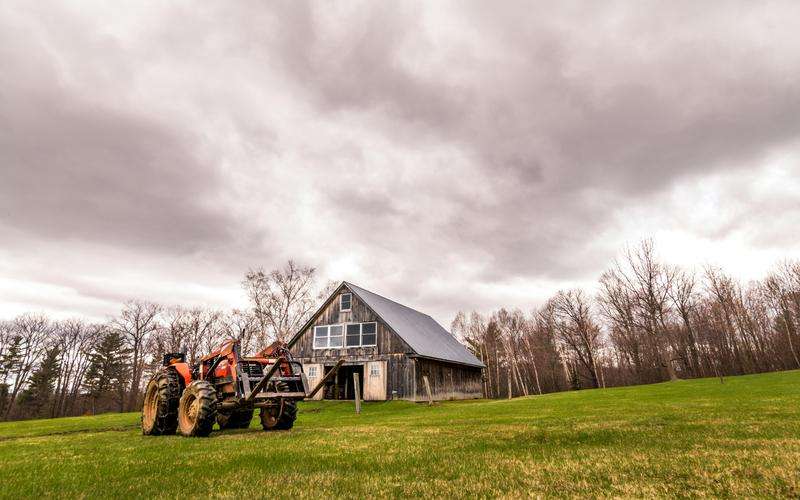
260 400 297 431
178 380 217 437
217 409 254 430
141 369 181 435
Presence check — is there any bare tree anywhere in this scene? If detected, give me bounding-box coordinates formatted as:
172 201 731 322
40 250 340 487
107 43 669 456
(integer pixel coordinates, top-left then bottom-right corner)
601 240 679 381
185 308 224 363
50 319 97 417
112 301 161 412
494 309 529 397
220 309 261 355
669 269 703 377
242 260 317 344
3 314 51 418
549 290 602 389
763 261 800 369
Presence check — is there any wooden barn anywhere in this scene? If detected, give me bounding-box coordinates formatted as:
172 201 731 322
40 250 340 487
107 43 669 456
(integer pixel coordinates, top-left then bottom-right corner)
288 282 484 401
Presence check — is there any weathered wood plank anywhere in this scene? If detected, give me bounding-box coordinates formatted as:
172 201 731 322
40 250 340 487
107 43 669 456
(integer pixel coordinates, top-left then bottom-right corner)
354 373 361 414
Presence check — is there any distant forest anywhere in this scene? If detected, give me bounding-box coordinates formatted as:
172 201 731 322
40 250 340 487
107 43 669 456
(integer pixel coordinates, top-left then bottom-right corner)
2 241 799 420
452 240 800 398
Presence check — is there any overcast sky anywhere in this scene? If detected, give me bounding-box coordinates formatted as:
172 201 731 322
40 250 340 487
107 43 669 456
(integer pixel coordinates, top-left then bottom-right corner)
2 1 800 327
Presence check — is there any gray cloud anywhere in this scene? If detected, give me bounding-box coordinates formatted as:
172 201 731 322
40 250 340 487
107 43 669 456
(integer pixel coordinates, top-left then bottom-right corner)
2 1 800 324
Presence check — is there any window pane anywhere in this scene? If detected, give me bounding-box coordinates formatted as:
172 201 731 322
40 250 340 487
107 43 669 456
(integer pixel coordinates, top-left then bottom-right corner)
329 325 343 337
345 324 360 347
341 293 352 310
362 323 376 345
313 337 327 349
314 326 328 338
370 364 380 377
329 335 343 348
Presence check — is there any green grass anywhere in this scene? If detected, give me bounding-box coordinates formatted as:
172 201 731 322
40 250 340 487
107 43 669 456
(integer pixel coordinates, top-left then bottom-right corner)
1 371 799 498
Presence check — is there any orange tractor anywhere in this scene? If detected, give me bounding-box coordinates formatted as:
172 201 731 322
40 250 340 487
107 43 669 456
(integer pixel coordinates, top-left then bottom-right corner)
141 340 341 437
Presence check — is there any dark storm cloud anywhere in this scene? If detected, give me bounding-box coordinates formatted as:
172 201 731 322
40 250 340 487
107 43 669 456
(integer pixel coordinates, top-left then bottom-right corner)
0 4 262 257
0 97 237 252
259 1 800 280
2 1 800 321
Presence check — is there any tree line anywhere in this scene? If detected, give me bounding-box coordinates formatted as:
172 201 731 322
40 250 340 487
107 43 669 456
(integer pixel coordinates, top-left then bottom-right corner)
0 261 324 420
451 240 800 398
3 242 800 419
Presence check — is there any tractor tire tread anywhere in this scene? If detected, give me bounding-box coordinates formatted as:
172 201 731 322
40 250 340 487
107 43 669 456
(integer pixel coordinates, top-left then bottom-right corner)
260 400 298 431
142 369 181 436
178 380 217 437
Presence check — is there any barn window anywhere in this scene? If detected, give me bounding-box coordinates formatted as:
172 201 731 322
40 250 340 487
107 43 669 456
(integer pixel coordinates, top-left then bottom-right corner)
307 366 318 377
316 322 377 349
313 325 343 349
370 364 381 377
346 324 361 347
361 322 377 346
313 326 328 349
340 293 352 311
329 325 343 348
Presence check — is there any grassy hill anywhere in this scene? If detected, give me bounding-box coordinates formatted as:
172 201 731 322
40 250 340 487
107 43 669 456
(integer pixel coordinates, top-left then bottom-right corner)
1 371 799 498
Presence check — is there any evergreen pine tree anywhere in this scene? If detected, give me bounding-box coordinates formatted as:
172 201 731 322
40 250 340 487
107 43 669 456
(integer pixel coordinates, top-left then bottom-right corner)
0 336 21 418
83 332 131 414
0 336 22 384
18 347 61 418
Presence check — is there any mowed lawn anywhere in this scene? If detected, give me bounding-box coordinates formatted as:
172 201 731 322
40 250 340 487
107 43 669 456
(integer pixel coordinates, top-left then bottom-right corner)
1 371 799 498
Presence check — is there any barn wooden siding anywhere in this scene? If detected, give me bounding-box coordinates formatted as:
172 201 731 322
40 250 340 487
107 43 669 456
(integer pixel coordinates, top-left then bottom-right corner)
415 358 483 400
290 290 417 400
291 291 414 359
290 285 484 401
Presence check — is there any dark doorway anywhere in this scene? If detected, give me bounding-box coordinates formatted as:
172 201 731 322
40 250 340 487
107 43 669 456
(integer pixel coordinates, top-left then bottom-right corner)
323 364 364 400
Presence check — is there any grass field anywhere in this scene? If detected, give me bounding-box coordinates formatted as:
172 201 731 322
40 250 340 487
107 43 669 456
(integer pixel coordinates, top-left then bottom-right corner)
1 371 799 498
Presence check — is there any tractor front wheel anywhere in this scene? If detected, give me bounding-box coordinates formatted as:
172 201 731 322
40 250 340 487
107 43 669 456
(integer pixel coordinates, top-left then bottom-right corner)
178 380 217 437
141 369 181 435
260 400 297 431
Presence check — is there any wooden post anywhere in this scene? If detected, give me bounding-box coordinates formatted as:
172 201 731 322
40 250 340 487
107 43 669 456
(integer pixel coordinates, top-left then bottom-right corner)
353 373 361 414
422 375 433 406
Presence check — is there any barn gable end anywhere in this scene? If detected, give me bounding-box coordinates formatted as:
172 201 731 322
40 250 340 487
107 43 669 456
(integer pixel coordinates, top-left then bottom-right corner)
288 282 484 401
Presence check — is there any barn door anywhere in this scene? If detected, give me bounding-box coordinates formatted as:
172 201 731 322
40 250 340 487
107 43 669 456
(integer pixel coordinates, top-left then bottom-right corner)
363 361 387 401
304 363 324 400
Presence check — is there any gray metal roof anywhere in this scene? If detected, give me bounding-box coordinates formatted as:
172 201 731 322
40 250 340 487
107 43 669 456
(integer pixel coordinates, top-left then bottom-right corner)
345 282 485 368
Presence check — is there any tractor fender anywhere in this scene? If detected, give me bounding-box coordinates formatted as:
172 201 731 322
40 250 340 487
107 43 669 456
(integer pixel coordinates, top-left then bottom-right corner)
170 362 193 386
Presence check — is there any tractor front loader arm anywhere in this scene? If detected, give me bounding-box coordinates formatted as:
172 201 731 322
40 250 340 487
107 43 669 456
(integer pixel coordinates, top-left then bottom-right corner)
244 356 286 403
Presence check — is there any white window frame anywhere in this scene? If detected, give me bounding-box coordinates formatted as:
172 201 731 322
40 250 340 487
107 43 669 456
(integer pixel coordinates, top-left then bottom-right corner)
369 364 381 377
313 325 344 349
340 292 352 312
307 366 318 378
360 322 377 347
313 325 329 349
345 323 361 348
314 322 377 349
328 324 344 348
